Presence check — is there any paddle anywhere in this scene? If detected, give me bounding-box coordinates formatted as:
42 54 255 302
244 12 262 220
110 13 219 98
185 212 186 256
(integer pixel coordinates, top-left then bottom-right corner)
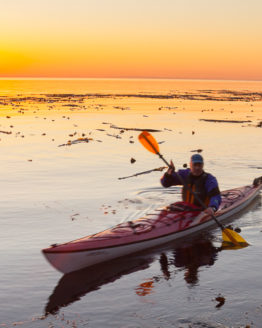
138 130 248 247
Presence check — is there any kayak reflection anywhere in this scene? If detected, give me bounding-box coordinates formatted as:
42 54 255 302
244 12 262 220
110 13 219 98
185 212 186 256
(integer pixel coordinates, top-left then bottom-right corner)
45 252 156 316
45 237 223 315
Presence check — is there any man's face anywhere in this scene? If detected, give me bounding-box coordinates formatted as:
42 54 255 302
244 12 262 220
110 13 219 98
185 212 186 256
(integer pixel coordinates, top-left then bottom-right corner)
190 162 204 176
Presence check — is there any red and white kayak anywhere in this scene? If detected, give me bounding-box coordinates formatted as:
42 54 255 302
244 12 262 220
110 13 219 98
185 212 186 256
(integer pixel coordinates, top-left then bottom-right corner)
42 181 262 274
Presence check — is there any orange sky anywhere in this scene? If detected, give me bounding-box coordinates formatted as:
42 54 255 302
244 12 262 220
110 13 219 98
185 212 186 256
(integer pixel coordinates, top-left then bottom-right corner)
1 0 262 80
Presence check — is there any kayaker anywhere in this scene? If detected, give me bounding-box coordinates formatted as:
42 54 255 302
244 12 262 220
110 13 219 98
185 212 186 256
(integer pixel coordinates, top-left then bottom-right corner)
161 154 221 215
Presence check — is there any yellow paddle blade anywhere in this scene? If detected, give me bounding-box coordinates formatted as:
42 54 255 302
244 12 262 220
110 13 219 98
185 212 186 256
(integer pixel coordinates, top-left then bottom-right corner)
221 242 247 250
138 131 159 154
222 228 249 247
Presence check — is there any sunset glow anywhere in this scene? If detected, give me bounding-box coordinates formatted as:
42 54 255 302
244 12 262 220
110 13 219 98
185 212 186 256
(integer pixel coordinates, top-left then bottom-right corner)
1 0 262 80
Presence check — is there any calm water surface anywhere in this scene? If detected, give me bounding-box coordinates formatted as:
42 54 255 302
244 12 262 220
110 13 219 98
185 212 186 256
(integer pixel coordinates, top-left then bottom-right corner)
0 79 262 327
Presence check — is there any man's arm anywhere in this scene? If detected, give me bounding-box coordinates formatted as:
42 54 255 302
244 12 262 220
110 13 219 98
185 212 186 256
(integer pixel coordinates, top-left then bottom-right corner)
209 194 221 211
205 175 221 211
161 168 190 188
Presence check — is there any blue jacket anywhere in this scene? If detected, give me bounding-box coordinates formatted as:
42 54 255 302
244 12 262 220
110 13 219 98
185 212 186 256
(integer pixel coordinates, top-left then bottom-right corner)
161 168 221 210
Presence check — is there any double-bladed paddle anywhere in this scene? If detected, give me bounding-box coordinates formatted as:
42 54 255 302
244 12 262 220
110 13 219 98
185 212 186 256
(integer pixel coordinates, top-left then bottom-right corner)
138 130 248 247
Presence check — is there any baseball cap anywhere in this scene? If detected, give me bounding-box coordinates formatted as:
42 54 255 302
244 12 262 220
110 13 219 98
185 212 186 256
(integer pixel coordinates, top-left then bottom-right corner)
191 154 204 164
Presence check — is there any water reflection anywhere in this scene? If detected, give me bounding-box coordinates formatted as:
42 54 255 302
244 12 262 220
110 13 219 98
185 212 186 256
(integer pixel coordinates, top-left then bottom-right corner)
135 239 220 296
166 239 219 285
44 195 262 316
45 237 222 315
45 253 156 316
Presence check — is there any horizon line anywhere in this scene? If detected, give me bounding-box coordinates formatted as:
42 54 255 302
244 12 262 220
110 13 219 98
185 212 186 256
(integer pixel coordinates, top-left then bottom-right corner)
0 77 262 82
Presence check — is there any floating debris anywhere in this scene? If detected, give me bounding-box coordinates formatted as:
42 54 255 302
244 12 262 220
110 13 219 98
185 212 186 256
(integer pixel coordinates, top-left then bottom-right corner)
106 133 121 139
248 165 262 169
118 166 166 180
71 213 80 221
58 138 93 147
113 106 130 110
215 295 225 308
110 125 161 132
190 149 203 153
63 104 80 107
2 90 262 104
159 106 178 110
0 130 12 134
200 119 252 123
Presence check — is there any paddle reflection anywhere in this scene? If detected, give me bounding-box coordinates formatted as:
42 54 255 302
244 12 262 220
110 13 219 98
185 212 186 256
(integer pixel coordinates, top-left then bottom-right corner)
45 238 221 315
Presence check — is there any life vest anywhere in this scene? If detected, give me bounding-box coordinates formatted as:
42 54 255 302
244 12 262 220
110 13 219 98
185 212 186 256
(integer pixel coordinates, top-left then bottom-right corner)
182 172 210 207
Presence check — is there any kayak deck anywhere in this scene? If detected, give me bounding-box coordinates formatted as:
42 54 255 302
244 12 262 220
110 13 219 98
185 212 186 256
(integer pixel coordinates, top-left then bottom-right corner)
42 182 261 273
43 184 259 255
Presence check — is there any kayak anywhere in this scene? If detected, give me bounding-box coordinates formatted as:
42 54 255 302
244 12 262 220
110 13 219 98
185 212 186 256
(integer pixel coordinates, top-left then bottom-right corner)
42 180 262 274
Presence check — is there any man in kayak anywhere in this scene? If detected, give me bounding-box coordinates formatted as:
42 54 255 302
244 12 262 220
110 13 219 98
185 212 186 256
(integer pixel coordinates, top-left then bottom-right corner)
161 154 221 216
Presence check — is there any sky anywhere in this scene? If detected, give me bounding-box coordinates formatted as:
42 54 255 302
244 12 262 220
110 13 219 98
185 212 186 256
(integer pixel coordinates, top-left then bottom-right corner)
1 0 262 80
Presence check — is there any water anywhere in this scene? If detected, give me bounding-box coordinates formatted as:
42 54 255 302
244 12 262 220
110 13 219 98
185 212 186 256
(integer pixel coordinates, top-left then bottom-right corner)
0 79 262 327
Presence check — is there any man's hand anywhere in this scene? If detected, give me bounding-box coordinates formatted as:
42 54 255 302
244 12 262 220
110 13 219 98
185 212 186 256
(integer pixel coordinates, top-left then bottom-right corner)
167 160 175 175
204 207 215 216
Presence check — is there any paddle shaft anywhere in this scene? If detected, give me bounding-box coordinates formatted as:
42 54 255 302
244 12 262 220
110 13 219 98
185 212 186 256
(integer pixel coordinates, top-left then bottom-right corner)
140 132 224 228
139 131 249 245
